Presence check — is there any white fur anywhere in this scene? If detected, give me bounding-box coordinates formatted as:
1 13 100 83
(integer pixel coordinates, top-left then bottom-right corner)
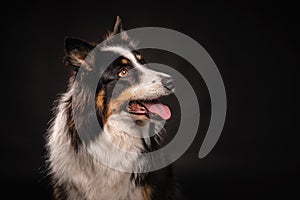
47 89 145 200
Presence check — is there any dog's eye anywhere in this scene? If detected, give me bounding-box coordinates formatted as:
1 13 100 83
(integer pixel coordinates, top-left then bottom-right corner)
118 68 129 77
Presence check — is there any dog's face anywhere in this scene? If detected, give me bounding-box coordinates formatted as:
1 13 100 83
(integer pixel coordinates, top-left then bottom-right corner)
64 18 174 144
98 46 174 124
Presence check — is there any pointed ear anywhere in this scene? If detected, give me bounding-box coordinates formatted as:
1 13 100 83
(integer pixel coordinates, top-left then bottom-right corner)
64 37 94 69
110 16 129 40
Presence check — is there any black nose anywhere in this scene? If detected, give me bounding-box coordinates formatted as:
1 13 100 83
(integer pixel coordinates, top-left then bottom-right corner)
161 77 175 91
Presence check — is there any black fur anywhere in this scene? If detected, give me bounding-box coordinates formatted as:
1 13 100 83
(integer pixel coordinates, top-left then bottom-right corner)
64 37 95 68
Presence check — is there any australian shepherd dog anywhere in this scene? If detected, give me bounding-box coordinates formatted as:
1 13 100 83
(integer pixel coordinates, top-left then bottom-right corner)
46 16 182 200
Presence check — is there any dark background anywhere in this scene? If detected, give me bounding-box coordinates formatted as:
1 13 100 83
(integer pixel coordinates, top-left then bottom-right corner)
1 1 297 199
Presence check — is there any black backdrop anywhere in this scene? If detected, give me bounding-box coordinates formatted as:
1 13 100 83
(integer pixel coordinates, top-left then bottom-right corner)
0 1 297 200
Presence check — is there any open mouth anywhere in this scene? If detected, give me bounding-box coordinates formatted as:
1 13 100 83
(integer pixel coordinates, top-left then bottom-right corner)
127 98 171 120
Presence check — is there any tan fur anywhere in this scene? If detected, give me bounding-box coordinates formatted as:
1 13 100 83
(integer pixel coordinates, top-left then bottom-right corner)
121 58 129 65
135 54 142 61
96 90 105 111
142 185 152 200
106 87 135 118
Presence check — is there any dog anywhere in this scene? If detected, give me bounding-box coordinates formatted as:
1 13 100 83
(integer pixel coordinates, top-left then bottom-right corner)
46 16 182 200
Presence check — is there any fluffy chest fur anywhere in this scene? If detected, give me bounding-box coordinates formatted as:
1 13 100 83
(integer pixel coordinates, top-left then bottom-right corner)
47 91 149 200
48 87 155 199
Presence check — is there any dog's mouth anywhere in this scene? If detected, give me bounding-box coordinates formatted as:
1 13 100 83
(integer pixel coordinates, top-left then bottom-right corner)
127 98 171 120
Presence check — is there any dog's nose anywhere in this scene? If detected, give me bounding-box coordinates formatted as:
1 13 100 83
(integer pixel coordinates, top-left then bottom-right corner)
161 77 175 91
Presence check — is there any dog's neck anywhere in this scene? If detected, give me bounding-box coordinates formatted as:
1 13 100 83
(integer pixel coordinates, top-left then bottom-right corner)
48 92 146 199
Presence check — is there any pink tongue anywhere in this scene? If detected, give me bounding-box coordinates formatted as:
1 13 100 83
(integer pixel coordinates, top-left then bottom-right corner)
143 103 171 120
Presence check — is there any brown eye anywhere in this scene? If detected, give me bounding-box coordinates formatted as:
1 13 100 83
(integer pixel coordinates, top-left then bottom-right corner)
118 68 129 77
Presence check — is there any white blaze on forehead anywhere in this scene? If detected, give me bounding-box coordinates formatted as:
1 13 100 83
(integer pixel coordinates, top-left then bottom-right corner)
101 45 173 100
101 46 146 71
101 46 172 79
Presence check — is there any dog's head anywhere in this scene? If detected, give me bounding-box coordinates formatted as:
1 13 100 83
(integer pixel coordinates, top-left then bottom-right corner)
64 17 174 149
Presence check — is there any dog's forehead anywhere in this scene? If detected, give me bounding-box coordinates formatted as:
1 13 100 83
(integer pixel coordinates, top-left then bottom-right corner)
101 46 144 69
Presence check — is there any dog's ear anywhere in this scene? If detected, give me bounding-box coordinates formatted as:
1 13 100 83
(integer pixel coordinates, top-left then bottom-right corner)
110 16 129 40
64 37 94 70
